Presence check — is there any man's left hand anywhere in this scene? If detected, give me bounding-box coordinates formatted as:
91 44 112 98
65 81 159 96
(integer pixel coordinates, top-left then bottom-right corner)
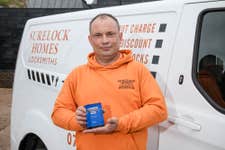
83 117 118 134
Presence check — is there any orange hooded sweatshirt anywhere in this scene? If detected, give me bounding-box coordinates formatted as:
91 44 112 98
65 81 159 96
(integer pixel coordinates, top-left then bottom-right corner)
51 50 167 150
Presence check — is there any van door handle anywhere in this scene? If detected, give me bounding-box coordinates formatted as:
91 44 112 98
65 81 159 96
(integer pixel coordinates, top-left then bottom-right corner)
168 116 201 131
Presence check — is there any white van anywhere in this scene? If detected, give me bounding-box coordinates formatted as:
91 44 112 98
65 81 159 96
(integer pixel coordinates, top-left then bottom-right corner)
11 0 225 149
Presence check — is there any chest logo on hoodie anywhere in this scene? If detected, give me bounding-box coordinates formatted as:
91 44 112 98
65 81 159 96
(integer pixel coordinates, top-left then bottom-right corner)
118 79 135 89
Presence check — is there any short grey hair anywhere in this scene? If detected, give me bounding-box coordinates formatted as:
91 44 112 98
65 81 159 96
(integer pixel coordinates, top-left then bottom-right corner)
89 13 120 33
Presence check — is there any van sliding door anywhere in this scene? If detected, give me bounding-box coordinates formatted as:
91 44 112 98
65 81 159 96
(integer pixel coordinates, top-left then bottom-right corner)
158 2 225 150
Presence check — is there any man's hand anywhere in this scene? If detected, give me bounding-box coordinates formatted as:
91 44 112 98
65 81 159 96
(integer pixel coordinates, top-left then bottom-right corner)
75 106 86 128
83 117 118 134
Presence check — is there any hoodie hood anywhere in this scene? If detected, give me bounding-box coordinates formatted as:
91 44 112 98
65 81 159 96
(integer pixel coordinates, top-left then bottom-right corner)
87 50 133 70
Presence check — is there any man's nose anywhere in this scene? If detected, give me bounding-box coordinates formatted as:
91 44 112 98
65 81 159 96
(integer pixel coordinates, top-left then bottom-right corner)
102 35 109 43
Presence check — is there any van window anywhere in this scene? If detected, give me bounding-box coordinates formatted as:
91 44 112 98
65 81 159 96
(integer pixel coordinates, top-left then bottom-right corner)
196 10 225 110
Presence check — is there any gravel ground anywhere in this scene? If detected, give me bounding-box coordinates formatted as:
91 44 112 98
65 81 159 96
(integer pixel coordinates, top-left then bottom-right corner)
0 88 12 150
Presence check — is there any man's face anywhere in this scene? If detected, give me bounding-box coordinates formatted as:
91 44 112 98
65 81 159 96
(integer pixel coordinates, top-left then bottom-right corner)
88 17 122 60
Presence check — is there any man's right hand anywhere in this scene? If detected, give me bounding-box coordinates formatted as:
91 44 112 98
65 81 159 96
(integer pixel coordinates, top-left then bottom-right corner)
83 117 118 134
75 106 87 128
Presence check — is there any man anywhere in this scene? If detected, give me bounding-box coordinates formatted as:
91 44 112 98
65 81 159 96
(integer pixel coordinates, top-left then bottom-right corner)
51 13 167 150
198 55 225 107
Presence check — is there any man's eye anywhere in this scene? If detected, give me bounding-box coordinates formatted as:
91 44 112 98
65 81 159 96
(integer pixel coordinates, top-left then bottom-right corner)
108 32 115 35
94 34 101 37
107 32 115 37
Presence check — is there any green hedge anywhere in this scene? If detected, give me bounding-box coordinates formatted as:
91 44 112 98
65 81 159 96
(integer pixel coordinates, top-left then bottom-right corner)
0 0 10 5
0 0 25 7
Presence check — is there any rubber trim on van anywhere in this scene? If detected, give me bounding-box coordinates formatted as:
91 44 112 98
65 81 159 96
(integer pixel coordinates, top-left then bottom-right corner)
151 71 157 78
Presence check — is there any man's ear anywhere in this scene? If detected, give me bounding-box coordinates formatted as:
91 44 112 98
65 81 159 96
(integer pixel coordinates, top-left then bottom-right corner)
119 32 123 41
88 35 93 45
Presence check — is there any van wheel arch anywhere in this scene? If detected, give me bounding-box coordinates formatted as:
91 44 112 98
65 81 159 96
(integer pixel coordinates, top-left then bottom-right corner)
19 133 47 150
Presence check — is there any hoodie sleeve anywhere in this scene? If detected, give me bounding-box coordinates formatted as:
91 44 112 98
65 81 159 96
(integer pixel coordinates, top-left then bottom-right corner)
51 69 83 131
117 64 168 133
